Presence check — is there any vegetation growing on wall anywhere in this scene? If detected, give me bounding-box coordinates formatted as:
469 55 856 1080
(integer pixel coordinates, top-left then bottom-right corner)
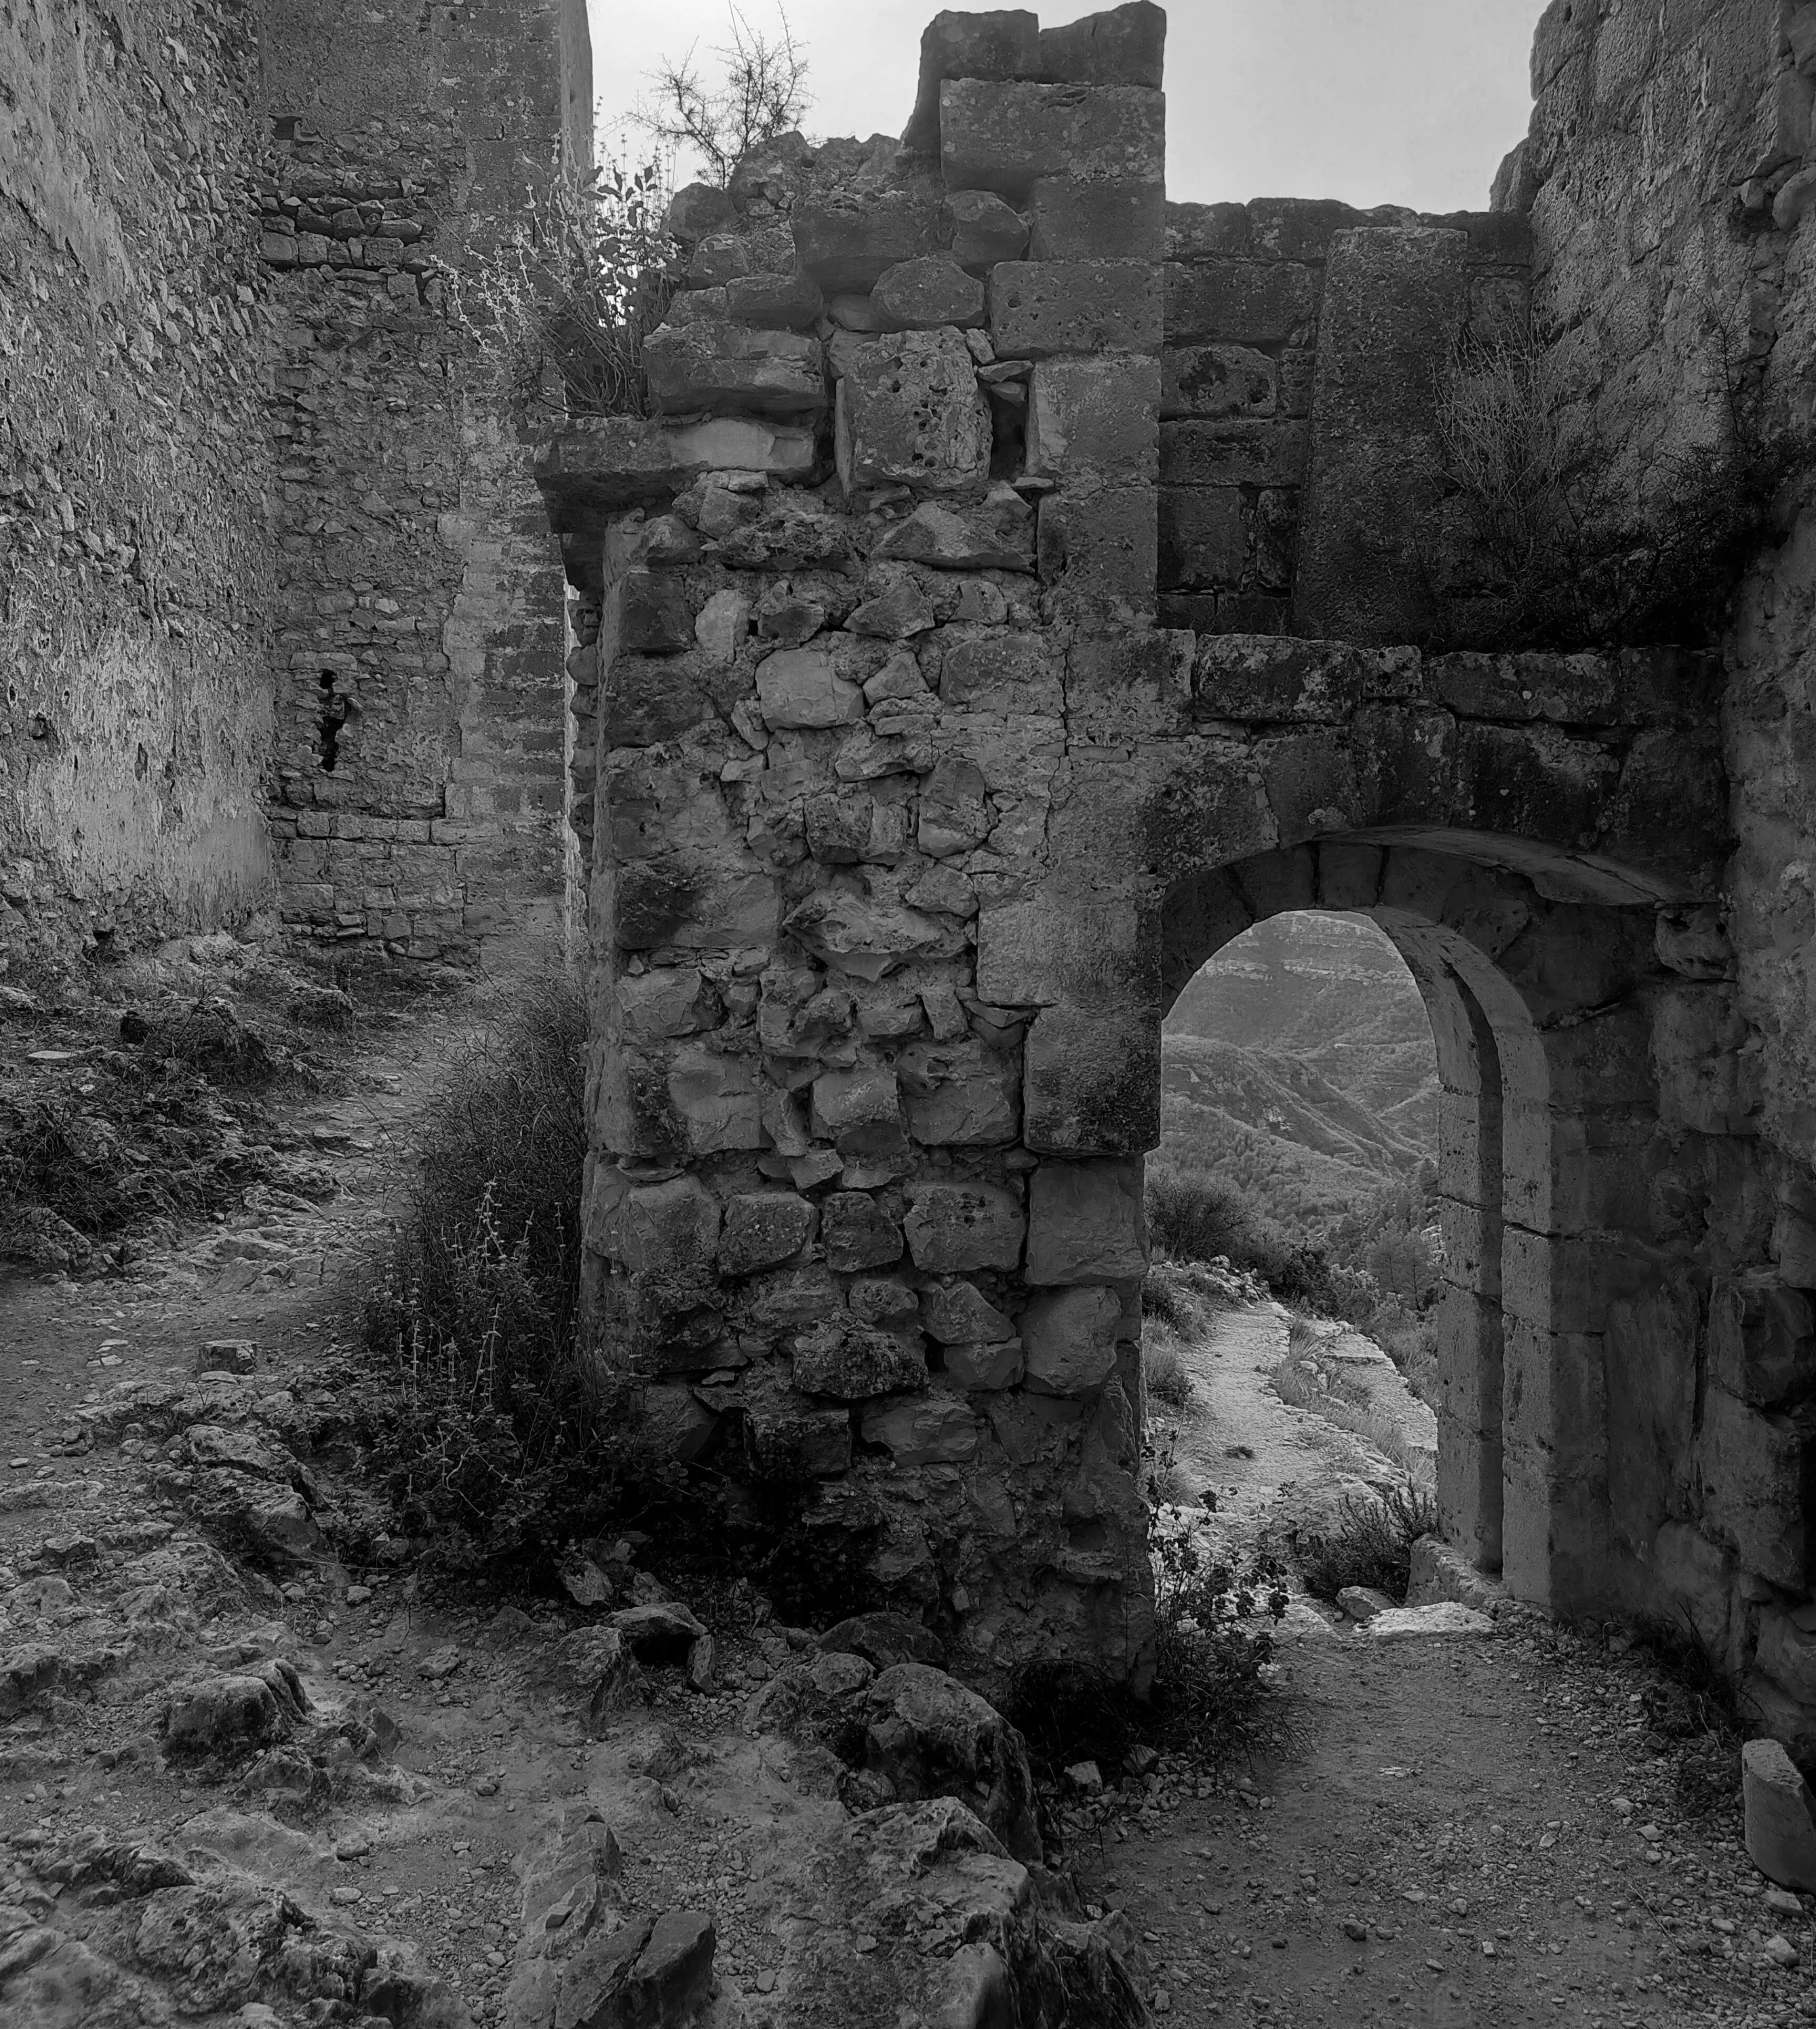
1429 331 1805 650
469 159 682 418
634 5 810 189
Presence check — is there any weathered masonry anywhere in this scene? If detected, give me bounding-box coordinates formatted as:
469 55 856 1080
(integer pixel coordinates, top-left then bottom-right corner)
258 0 589 961
1 0 587 972
538 0 1816 1727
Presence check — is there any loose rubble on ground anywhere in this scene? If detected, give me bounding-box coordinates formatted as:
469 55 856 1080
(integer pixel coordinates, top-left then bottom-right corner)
3 1267 1815 2029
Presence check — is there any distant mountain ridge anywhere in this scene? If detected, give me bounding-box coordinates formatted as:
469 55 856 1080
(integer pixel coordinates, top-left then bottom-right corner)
1161 913 1438 1220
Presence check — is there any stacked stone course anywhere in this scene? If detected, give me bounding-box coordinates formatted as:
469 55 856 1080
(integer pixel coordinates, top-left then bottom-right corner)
257 0 588 962
1160 197 1530 634
544 3 1175 1694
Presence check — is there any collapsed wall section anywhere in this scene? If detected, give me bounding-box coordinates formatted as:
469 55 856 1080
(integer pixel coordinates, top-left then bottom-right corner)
257 0 588 962
0 0 275 967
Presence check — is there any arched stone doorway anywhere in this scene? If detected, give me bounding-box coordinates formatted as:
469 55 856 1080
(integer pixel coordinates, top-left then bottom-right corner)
1158 831 1705 1622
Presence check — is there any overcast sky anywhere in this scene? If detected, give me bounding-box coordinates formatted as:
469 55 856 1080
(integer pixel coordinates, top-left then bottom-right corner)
589 0 1550 214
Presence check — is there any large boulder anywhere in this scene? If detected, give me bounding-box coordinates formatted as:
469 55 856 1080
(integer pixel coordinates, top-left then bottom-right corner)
856 1663 1043 1864
163 1659 309 1755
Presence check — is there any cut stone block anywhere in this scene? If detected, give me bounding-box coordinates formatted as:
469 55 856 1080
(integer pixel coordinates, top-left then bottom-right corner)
901 10 1041 156
903 1180 1026 1271
1162 343 1278 421
1028 177 1165 261
1711 1274 1815 1410
835 327 992 494
1165 258 1320 347
1745 1738 1816 1891
1036 487 1158 610
1021 1285 1121 1395
641 323 825 415
1035 3 1167 87
1026 1159 1147 1284
940 81 1164 196
1697 1385 1812 1592
1025 357 1160 483
988 262 1161 356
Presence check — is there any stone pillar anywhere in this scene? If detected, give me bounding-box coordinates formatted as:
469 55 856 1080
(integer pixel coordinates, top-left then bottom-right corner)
1392 935 1507 1571
567 3 1170 1696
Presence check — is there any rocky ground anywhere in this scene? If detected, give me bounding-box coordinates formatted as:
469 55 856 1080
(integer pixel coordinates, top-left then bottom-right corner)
3 945 1814 2029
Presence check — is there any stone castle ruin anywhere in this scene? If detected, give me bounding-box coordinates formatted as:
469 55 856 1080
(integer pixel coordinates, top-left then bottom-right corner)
10 0 1816 1756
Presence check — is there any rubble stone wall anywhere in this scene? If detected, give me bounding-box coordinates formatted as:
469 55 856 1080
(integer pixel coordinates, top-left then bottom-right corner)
1504 0 1816 1755
0 0 276 966
256 0 589 962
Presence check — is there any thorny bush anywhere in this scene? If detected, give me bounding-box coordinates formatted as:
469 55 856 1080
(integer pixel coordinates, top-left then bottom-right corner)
1295 1477 1439 1605
358 970 684 1568
1147 1464 1291 1768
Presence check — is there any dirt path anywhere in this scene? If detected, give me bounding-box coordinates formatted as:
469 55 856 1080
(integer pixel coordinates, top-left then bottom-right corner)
1099 1304 1813 2029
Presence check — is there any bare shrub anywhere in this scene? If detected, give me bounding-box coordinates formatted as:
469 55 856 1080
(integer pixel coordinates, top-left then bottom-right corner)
467 159 681 419
1296 1480 1439 1604
1430 329 1805 649
357 969 674 1567
636 6 810 188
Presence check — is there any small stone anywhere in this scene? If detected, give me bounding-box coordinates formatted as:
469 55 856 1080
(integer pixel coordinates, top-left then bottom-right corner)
1337 1585 1395 1622
418 1645 462 1681
1342 1918 1367 1942
330 1884 363 1906
197 1340 257 1374
1765 1886 1804 1917
1065 1760 1103 1795
1766 1934 1801 1967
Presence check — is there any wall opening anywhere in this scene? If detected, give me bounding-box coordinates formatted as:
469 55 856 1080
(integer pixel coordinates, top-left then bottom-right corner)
1152 908 1451 1546
317 670 348 773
